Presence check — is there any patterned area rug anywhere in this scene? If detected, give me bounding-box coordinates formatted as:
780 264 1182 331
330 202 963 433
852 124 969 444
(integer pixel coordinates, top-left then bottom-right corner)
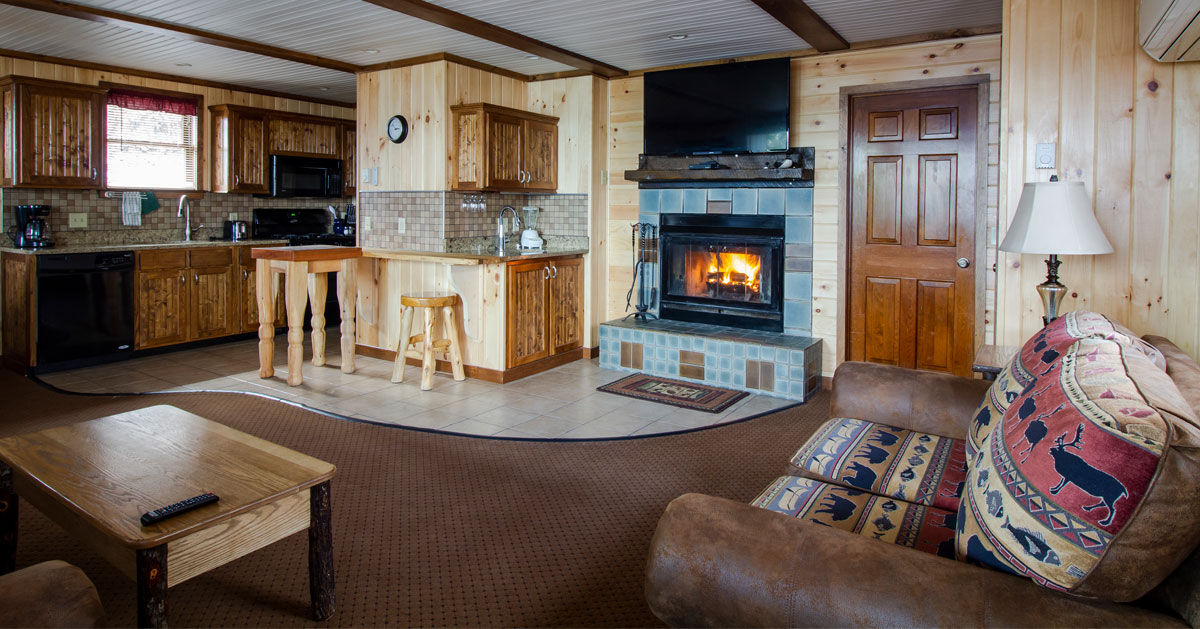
597 373 749 413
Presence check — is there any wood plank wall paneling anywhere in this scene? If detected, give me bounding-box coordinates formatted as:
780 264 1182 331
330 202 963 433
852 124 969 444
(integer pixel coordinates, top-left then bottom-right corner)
0 54 354 191
998 0 1200 360
605 34 1002 376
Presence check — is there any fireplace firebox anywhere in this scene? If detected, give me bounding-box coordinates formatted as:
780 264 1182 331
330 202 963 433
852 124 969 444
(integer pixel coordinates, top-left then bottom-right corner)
659 214 785 332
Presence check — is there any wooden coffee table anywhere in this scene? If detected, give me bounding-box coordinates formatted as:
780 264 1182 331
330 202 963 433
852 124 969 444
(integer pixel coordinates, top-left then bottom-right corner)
0 405 336 627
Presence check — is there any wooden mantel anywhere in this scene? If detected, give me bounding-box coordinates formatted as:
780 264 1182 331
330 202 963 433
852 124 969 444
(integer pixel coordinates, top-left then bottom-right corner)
624 147 815 188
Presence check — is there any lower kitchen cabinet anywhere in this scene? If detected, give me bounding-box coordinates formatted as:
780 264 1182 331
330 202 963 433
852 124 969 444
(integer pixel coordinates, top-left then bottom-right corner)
238 246 285 333
187 248 237 342
505 255 583 369
136 250 189 349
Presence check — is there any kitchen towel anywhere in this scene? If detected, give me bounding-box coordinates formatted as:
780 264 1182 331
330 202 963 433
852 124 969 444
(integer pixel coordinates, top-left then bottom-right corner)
121 191 142 226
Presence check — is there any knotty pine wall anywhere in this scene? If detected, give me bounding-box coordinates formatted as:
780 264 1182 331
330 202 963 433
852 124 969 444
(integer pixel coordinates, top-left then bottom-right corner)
0 54 354 192
997 0 1200 359
606 34 1002 376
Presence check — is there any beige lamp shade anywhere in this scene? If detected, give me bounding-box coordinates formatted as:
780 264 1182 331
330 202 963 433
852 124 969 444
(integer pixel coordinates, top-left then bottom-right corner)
999 181 1114 255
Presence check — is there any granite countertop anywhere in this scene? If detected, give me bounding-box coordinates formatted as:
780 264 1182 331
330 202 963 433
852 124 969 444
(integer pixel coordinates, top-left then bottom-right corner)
364 246 589 264
0 238 291 256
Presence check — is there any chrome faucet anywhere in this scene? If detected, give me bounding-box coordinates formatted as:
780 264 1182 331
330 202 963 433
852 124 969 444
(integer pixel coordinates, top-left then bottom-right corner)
177 195 203 242
498 205 521 254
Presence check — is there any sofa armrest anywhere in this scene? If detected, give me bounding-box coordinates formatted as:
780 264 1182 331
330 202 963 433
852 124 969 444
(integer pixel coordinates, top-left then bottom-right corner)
645 494 1186 628
829 362 992 439
0 560 104 628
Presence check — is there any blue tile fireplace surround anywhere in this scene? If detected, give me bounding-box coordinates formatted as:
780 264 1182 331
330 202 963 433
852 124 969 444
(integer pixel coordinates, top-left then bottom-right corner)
600 185 821 402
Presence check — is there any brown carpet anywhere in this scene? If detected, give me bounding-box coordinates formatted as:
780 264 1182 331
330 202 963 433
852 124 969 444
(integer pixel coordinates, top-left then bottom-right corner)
1 370 829 627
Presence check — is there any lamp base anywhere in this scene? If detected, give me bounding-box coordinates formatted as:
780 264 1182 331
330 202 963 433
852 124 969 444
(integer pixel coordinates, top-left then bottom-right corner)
1038 254 1066 327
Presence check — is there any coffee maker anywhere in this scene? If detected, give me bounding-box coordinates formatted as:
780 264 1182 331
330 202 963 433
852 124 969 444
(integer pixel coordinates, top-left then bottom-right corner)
14 205 53 248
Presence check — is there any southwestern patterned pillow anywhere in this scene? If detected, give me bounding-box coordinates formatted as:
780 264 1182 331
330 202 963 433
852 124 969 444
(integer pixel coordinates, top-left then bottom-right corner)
965 311 1154 459
956 334 1200 601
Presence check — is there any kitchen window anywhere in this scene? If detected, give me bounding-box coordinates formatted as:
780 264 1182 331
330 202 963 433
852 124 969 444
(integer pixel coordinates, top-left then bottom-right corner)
105 88 201 190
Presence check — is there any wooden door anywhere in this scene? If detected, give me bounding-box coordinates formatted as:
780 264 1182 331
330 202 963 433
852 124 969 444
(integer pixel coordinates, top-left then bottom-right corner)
188 248 235 340
269 118 339 157
19 83 103 188
506 260 549 368
523 118 557 191
548 256 583 355
136 269 188 349
230 111 268 193
2 84 14 187
2 253 36 367
342 124 356 197
484 111 524 190
847 86 979 376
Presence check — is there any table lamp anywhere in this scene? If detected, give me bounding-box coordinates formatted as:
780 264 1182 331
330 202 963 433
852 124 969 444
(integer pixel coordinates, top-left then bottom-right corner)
999 177 1113 326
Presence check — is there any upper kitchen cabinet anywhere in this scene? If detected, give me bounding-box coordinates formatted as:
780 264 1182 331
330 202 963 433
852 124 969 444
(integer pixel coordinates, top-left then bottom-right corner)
450 103 557 193
0 76 105 189
210 104 353 194
342 123 356 198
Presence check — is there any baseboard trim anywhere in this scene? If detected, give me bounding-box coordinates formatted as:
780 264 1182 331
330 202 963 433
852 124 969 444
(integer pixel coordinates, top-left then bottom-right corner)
354 345 589 384
584 346 600 359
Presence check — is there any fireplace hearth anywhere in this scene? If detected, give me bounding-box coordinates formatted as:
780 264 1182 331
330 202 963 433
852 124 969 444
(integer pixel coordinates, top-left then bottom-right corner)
659 214 784 332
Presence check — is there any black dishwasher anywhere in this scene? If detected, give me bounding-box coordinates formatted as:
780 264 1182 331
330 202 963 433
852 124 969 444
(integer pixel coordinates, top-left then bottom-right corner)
37 251 136 367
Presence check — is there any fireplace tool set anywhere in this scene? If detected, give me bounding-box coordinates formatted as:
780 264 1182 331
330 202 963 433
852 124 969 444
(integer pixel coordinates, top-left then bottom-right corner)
625 222 658 320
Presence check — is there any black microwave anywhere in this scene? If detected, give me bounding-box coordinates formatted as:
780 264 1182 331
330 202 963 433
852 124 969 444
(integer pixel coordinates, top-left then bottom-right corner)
270 155 343 198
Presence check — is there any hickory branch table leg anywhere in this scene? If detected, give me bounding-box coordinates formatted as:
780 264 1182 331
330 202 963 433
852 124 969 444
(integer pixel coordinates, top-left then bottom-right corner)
256 259 276 379
136 545 168 628
308 273 328 367
338 259 357 374
308 481 335 621
285 260 310 386
0 462 15 575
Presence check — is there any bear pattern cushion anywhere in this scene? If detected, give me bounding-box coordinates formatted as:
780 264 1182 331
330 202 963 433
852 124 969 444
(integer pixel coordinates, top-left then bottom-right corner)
752 475 959 559
957 334 1171 595
965 312 1152 459
790 417 967 512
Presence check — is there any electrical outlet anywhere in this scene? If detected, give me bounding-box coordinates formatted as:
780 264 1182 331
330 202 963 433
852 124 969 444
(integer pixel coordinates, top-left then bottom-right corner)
363 216 373 231
396 217 406 233
228 212 238 220
361 168 369 184
68 212 88 228
600 170 608 185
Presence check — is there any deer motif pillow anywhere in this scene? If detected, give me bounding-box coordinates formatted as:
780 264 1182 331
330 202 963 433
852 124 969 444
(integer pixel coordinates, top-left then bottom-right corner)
965 312 1157 459
956 334 1200 601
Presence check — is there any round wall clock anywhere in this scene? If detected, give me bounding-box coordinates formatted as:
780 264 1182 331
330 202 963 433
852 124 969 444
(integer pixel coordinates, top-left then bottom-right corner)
386 114 409 144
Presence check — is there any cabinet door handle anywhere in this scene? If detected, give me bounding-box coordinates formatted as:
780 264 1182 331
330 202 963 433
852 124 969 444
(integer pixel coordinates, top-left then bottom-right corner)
194 273 199 284
543 266 550 280
243 269 249 280
551 264 557 278
234 174 240 186
180 275 185 284
91 167 98 180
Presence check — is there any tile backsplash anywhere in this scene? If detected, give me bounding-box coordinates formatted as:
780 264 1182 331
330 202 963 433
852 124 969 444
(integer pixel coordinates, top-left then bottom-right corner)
0 187 349 247
359 190 588 251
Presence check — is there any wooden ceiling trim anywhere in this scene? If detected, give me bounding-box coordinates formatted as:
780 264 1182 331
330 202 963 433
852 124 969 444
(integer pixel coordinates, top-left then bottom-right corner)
750 0 848 52
359 0 627 78
529 69 593 83
0 0 361 74
0 47 356 109
359 52 533 82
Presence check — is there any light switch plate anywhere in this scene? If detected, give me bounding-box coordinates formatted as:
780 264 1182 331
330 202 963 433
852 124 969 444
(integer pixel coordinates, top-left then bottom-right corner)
361 168 369 184
1035 143 1056 169
68 212 88 228
396 217 406 233
363 217 373 231
370 167 379 186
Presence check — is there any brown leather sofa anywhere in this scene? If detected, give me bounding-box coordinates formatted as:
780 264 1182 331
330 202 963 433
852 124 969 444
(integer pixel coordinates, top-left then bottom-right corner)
0 560 104 628
645 334 1200 627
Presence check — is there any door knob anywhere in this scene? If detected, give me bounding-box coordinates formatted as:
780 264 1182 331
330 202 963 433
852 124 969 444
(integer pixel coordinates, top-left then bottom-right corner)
957 257 971 269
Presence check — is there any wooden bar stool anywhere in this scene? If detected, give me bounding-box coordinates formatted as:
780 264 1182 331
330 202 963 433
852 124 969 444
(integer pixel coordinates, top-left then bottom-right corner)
390 292 466 390
252 245 362 386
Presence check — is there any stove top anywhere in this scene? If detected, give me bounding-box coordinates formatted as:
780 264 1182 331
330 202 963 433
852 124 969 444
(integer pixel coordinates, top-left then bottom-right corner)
252 207 355 247
283 233 356 246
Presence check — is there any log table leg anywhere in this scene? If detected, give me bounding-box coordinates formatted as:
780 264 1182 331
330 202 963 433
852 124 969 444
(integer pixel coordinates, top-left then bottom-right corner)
285 261 310 386
338 259 357 374
308 481 335 621
256 259 276 379
136 544 168 629
0 462 16 575
308 273 328 367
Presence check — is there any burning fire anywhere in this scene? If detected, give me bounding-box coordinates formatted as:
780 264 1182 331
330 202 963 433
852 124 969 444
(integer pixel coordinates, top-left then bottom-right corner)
707 253 761 288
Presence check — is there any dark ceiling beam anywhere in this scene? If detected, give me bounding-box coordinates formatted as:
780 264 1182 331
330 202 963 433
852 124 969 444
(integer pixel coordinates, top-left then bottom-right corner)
750 0 849 52
359 0 626 78
0 0 361 74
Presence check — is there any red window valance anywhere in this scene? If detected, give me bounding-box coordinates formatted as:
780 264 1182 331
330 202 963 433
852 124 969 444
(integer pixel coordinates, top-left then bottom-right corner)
107 89 198 116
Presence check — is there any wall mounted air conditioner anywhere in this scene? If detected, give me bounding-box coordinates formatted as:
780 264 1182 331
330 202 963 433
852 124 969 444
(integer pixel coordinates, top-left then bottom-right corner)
1141 0 1200 62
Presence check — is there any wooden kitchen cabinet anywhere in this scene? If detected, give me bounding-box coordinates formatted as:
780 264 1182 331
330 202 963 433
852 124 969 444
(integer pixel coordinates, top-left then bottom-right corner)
0 76 106 189
210 104 353 194
187 247 237 341
1 252 36 370
135 246 242 349
269 114 339 157
342 123 356 198
238 245 285 333
505 255 582 368
450 102 558 193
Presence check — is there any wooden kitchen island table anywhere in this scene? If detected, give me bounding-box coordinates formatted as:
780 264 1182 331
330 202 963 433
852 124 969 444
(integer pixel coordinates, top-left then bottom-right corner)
0 405 337 627
253 245 362 386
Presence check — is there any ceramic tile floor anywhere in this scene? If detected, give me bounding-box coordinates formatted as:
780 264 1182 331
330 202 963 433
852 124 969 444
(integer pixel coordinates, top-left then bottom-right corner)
37 332 798 439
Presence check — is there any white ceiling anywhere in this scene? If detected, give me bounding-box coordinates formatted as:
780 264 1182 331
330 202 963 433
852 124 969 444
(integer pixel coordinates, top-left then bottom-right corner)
0 0 1002 104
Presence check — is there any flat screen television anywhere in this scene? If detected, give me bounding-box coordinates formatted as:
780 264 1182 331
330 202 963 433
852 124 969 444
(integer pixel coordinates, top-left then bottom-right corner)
643 57 790 155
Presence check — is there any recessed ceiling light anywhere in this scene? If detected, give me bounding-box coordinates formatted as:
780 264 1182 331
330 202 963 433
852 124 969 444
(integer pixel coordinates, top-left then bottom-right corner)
669 34 688 41
527 55 540 60
320 87 330 91
364 49 380 54
175 63 192 67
